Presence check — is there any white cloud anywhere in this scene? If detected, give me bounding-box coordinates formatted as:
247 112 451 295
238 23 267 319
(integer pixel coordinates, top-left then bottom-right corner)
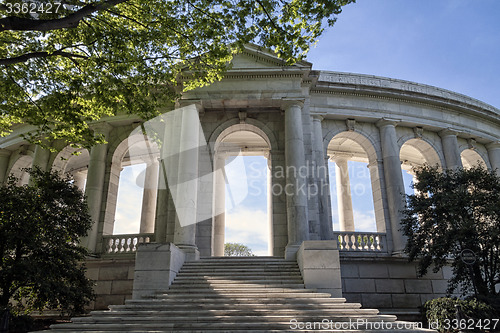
353 209 377 232
114 165 146 234
225 208 269 256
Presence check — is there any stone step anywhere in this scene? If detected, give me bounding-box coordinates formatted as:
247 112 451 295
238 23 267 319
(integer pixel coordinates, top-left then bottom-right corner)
198 256 291 261
179 267 300 272
172 278 304 284
124 297 350 305
163 287 314 294
181 262 299 267
185 259 297 266
47 257 434 333
111 301 362 311
153 292 333 299
44 329 434 333
88 308 380 318
71 314 397 323
49 319 432 332
177 270 301 279
168 283 306 289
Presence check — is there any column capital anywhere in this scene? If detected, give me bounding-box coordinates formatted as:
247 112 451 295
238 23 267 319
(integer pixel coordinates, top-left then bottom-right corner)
330 152 353 163
269 149 284 158
176 99 203 110
90 122 113 137
376 118 400 128
280 98 305 110
311 114 324 122
438 128 459 138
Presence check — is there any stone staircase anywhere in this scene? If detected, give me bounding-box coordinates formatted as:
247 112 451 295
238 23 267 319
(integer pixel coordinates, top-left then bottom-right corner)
46 257 434 332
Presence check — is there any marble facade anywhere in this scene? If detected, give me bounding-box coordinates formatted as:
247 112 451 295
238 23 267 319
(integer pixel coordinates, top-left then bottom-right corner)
1 45 499 314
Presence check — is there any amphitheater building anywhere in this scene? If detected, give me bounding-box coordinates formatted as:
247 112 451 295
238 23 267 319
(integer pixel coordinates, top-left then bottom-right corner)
1 45 499 320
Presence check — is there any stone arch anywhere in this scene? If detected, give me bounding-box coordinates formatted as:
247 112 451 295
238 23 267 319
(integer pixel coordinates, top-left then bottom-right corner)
207 118 276 257
326 128 386 234
460 148 488 169
102 132 160 236
398 137 444 170
51 146 90 190
52 146 81 173
323 125 381 164
9 154 33 185
208 118 278 154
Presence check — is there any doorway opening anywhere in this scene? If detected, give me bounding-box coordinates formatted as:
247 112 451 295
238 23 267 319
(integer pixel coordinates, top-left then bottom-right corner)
214 127 272 256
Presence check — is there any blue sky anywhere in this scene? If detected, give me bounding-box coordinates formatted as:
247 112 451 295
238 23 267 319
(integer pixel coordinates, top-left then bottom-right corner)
307 0 500 109
113 1 500 255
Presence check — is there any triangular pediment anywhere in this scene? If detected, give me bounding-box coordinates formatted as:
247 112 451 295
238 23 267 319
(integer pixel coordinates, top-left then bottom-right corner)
230 44 312 70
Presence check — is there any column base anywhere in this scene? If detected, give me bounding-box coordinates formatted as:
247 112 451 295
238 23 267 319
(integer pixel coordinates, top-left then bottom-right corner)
177 244 200 262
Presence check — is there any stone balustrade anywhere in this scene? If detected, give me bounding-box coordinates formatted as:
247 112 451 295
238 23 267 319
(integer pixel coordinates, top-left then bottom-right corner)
102 233 155 254
334 232 388 252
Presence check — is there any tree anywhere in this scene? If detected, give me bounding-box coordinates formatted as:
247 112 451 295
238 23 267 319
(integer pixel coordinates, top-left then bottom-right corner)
224 242 254 256
401 165 500 298
0 168 94 316
0 0 354 148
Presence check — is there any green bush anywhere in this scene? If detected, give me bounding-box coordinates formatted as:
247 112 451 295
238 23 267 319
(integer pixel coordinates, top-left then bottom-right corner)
423 297 498 332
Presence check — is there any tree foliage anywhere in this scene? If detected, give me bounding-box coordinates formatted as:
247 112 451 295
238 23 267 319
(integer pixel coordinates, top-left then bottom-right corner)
0 0 354 148
0 168 94 316
401 165 500 297
224 242 254 256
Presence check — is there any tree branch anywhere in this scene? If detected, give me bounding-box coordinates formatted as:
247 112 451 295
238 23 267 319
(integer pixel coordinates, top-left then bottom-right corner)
0 50 87 65
0 0 128 32
255 0 279 30
105 8 148 28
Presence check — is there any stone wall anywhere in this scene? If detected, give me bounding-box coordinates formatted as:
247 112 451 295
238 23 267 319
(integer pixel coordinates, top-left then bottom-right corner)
340 254 455 319
84 256 136 310
83 254 455 317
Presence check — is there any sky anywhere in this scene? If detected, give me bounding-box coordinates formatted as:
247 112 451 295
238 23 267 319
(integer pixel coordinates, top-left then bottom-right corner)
307 0 500 109
113 1 500 255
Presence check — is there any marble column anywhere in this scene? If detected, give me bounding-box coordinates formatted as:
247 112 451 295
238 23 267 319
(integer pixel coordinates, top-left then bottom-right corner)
486 142 500 176
267 156 273 255
140 159 159 234
283 100 309 257
0 149 11 185
72 171 87 192
82 123 111 253
377 119 407 254
311 116 333 240
332 154 355 232
173 106 200 259
213 154 226 256
439 129 462 170
155 110 180 243
31 144 51 171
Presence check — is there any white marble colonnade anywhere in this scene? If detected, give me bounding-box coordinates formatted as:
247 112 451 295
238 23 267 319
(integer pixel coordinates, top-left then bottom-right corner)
83 123 112 253
139 159 159 234
331 154 355 232
283 100 310 258
213 154 226 257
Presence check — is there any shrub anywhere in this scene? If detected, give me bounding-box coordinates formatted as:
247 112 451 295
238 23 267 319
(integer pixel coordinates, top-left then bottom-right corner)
423 297 498 332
